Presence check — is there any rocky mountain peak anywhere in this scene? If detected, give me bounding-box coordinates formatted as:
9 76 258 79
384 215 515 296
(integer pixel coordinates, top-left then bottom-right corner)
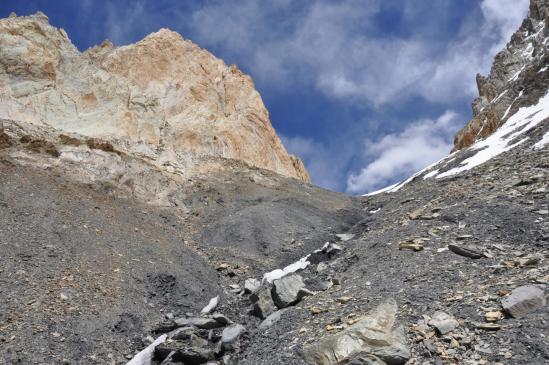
453 0 549 151
0 12 309 185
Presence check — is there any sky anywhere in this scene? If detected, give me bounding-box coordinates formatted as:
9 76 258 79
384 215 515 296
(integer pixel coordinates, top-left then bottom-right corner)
0 0 530 193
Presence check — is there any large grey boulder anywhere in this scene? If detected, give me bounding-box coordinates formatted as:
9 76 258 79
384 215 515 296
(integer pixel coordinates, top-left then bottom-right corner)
271 274 310 308
502 285 546 318
301 299 410 365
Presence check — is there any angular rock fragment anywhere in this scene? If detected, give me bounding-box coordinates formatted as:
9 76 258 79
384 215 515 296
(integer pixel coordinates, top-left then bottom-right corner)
211 313 232 326
349 352 386 365
174 317 225 329
244 278 260 294
398 242 423 252
301 299 410 365
250 289 277 319
501 285 546 318
258 309 289 330
448 244 485 259
428 311 459 335
154 340 215 364
220 324 246 351
271 274 308 308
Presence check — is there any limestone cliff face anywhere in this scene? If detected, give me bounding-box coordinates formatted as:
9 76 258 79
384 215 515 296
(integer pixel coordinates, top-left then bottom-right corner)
0 12 309 181
453 0 549 151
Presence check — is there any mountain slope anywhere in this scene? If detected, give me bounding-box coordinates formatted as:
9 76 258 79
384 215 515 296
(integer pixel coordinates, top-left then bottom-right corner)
0 3 548 365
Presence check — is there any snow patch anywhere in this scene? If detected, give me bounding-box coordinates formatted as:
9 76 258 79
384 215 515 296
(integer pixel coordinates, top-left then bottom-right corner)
533 131 549 149
436 92 549 178
502 91 524 120
423 170 439 179
336 233 355 241
200 295 219 314
126 334 167 365
363 183 399 196
262 255 311 283
364 152 457 195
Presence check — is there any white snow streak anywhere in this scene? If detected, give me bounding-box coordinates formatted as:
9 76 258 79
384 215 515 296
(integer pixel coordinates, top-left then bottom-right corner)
262 255 311 283
508 66 526 82
126 335 167 365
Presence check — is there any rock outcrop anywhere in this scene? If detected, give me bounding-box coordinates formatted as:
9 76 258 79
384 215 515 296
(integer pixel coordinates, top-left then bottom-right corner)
0 12 309 182
453 0 549 150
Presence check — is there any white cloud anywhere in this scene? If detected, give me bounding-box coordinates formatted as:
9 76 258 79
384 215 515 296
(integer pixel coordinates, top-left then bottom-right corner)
346 111 462 193
184 0 529 106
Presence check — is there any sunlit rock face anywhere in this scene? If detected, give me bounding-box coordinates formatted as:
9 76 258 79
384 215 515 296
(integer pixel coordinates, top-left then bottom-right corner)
453 0 549 151
0 12 309 182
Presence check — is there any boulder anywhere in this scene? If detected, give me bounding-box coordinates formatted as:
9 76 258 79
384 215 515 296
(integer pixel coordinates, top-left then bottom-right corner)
501 285 546 318
349 352 387 365
220 324 246 351
301 299 410 365
250 289 277 319
271 274 308 308
244 278 261 294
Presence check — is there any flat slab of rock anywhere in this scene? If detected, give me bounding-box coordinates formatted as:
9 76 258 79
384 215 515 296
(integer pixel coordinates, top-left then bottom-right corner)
502 285 546 318
301 299 410 365
174 316 225 329
448 244 485 259
272 273 309 308
428 311 459 335
258 309 289 330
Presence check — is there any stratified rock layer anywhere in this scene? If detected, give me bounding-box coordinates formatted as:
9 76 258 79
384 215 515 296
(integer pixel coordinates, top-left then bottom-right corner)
0 12 309 182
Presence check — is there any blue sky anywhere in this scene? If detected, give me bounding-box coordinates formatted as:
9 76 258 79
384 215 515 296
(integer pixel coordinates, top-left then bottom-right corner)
0 0 529 193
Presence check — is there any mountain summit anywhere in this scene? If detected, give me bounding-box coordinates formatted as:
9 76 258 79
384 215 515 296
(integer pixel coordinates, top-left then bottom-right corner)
0 12 309 183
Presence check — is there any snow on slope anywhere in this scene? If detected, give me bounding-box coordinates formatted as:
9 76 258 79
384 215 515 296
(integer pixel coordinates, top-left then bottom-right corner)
436 92 549 178
365 92 549 196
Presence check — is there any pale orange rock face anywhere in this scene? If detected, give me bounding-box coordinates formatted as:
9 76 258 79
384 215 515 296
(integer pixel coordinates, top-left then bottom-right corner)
0 12 309 182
